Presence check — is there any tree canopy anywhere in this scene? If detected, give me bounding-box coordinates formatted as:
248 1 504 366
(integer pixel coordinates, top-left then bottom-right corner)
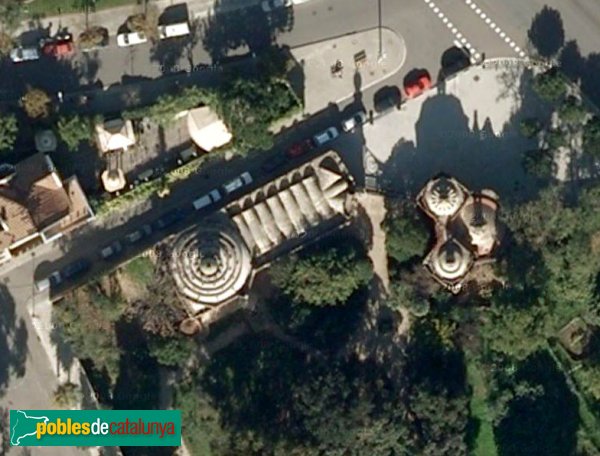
270 237 373 306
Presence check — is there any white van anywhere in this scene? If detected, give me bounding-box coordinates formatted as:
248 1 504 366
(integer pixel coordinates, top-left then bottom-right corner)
117 31 147 47
193 189 221 210
159 22 190 40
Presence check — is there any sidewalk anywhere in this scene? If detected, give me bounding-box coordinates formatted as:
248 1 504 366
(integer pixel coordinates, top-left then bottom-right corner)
16 0 259 38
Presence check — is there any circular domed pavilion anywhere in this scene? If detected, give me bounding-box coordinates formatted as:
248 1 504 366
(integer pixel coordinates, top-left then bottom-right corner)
428 239 473 282
170 217 252 314
421 176 466 218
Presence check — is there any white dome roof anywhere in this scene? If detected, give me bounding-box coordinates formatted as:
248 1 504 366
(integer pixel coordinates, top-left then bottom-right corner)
423 177 465 217
430 239 472 281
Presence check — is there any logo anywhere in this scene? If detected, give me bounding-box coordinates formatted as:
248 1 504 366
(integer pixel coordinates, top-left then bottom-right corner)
10 410 181 447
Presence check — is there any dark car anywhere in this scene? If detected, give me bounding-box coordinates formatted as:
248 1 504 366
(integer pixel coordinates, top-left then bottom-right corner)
153 209 185 230
62 259 91 280
261 153 288 173
374 86 401 113
287 139 314 158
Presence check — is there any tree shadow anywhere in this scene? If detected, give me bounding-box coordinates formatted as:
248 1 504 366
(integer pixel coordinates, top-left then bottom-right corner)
201 0 294 63
494 351 579 456
49 322 75 380
527 6 565 59
0 284 28 398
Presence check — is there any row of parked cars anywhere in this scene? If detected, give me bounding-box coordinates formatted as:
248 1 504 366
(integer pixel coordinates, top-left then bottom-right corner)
35 208 187 293
10 19 193 62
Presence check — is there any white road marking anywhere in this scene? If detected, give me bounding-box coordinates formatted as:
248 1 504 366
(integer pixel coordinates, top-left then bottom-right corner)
461 0 527 58
421 0 481 64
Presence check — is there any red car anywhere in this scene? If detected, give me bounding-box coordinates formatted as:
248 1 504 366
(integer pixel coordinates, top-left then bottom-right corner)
404 73 432 98
41 33 74 58
287 139 313 158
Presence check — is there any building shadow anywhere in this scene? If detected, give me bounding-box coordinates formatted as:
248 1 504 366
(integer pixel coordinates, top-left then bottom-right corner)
381 67 550 203
0 284 28 398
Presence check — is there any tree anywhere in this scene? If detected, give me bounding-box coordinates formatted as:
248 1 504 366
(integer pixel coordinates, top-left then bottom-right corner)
522 148 555 178
124 86 209 126
558 96 587 126
387 280 430 317
126 6 159 42
583 116 600 157
53 382 80 408
545 128 567 149
57 115 93 151
519 118 542 138
20 87 51 119
0 113 17 152
0 0 24 33
271 238 373 306
0 31 12 56
532 70 567 103
383 201 429 265
78 26 108 50
216 74 300 153
53 286 126 382
148 334 195 368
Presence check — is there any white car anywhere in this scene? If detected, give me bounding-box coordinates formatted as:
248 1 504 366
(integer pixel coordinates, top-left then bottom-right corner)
223 172 253 194
35 271 62 292
341 110 367 132
193 189 221 210
10 47 40 63
117 31 147 47
312 127 339 147
158 22 190 40
261 0 293 12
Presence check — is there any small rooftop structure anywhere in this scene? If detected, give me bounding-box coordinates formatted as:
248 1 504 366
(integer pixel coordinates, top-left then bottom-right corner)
95 118 136 153
34 130 57 153
187 106 232 152
101 152 126 193
418 174 500 293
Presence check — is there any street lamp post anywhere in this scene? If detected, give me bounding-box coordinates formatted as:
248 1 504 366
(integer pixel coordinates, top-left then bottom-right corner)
377 0 386 62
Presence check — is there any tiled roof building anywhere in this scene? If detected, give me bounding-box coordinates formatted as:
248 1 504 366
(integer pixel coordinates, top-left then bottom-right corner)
0 153 94 263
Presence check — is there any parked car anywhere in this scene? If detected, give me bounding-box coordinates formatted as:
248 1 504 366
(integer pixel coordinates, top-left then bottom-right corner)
40 33 74 58
35 271 62 292
100 241 123 260
177 147 198 165
374 86 401 113
10 46 40 63
158 22 190 39
261 0 293 12
287 139 313 158
153 209 185 230
404 72 432 98
312 127 339 147
136 169 155 183
126 224 152 244
62 259 92 280
341 110 367 132
261 153 288 173
193 189 222 211
223 172 253 194
117 31 147 47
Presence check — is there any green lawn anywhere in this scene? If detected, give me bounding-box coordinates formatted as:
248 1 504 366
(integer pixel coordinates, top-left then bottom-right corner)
24 0 136 19
467 356 498 456
122 256 155 287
